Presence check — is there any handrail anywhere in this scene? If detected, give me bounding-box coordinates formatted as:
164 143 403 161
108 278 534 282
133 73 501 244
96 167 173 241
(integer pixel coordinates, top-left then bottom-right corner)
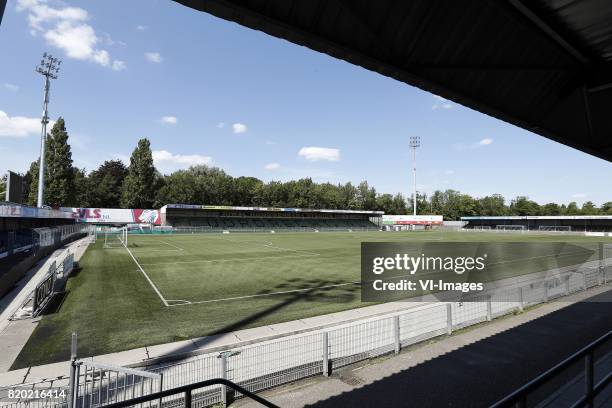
101 378 279 408
490 329 612 407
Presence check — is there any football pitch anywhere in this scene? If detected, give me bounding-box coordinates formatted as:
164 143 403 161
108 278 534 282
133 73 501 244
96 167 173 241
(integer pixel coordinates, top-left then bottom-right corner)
13 230 608 368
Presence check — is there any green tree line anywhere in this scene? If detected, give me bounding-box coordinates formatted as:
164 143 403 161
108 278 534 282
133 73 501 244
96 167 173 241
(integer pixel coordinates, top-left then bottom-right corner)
9 118 612 219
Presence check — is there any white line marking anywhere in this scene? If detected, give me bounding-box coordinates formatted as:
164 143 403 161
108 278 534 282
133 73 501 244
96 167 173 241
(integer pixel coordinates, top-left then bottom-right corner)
166 281 360 307
140 252 320 266
124 245 169 307
158 240 185 251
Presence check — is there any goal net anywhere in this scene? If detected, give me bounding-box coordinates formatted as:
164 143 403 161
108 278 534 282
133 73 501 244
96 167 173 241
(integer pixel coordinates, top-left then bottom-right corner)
472 226 492 231
103 227 128 249
538 226 572 232
495 225 526 232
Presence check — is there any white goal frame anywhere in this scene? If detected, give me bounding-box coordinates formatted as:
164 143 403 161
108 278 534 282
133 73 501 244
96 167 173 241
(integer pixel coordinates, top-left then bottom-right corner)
104 226 128 249
495 225 526 232
538 225 572 232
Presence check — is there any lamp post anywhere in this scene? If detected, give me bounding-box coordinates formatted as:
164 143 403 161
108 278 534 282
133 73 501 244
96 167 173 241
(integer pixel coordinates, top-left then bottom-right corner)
35 53 61 208
409 136 420 220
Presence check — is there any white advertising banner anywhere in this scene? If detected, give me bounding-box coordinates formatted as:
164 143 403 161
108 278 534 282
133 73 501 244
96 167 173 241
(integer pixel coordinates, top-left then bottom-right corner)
67 208 161 225
383 215 443 225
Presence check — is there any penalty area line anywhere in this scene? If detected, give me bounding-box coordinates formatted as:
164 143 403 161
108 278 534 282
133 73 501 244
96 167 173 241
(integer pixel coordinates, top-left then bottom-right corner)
166 281 361 307
124 245 170 307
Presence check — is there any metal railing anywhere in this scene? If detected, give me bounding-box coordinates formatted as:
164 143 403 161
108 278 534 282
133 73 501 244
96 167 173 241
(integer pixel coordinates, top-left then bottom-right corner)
100 379 278 408
4 259 610 408
490 330 612 408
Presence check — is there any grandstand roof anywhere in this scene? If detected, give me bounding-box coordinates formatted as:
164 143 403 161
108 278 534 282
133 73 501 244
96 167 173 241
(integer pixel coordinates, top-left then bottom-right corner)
161 204 384 215
462 215 612 220
175 0 612 162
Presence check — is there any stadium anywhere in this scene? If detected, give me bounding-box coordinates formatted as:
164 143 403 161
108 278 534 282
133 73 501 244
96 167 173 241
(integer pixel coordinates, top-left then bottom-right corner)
1 1 612 407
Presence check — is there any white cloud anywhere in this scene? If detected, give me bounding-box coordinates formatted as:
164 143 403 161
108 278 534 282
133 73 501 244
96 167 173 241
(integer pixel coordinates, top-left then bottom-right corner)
145 52 163 63
153 150 212 172
17 0 124 70
216 122 225 128
477 138 493 146
160 116 177 125
264 163 280 170
432 95 453 110
136 25 147 31
298 147 340 162
112 60 126 71
4 83 19 91
232 123 248 134
0 110 43 137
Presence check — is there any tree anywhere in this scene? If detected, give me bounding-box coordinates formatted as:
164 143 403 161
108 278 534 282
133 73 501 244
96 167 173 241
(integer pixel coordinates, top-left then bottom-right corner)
231 176 263 206
541 203 561 215
510 196 540 216
121 138 156 208
45 118 76 206
581 201 598 215
391 193 407 214
565 201 581 215
601 202 612 215
72 168 88 207
376 194 394 213
88 160 129 207
0 173 6 197
479 194 506 216
26 160 40 206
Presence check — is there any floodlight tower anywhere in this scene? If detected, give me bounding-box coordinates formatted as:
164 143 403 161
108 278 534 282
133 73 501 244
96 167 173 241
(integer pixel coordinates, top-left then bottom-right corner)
35 53 61 208
409 136 420 218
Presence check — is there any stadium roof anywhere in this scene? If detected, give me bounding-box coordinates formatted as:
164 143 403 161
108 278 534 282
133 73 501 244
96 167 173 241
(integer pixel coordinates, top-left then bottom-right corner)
162 204 384 215
462 215 612 220
175 0 612 162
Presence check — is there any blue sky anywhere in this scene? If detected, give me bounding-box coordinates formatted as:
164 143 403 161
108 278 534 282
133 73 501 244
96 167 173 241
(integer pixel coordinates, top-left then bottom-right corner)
1 0 611 206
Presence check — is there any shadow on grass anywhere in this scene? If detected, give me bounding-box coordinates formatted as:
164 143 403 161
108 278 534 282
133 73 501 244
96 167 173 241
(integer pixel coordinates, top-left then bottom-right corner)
150 277 360 361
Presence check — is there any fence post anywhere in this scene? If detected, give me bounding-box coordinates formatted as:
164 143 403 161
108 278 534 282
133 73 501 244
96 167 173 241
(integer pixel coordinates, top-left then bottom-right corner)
322 332 330 377
486 295 492 321
543 281 549 302
446 304 452 334
393 315 400 354
158 373 164 408
565 275 571 295
67 332 77 408
220 353 228 407
518 287 524 312
585 351 594 408
599 243 604 286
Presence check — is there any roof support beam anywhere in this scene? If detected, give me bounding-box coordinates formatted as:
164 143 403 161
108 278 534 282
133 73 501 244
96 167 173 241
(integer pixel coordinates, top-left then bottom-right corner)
508 0 590 65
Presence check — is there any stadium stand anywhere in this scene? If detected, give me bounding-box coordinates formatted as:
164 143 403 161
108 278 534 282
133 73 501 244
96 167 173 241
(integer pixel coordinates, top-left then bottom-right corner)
0 203 87 298
461 216 612 232
160 204 383 231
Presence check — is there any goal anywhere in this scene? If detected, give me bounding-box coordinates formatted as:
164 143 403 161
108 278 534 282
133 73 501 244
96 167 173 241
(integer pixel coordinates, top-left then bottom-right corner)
495 225 526 232
103 227 128 249
538 226 572 232
473 226 492 231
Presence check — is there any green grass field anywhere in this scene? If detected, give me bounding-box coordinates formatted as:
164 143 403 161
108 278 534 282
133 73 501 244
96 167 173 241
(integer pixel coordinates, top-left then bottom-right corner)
13 230 608 368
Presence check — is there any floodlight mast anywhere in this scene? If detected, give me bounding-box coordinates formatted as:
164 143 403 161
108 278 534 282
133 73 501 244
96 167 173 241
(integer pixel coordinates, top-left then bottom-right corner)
409 136 420 219
35 53 61 208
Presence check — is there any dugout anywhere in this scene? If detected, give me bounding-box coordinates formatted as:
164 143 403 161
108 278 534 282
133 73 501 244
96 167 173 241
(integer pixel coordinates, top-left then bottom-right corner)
461 216 612 232
160 204 383 231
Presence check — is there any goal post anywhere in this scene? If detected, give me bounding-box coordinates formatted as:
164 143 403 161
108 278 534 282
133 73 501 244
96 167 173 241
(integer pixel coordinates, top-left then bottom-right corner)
495 225 526 232
103 226 128 249
538 225 572 232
